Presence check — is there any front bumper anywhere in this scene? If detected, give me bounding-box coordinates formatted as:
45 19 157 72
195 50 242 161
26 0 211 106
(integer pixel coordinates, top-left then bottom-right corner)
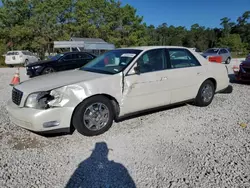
26 67 43 77
234 71 250 81
6 100 74 133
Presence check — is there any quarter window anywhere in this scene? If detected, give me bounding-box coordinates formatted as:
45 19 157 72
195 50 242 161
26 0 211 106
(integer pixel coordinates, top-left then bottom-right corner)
168 49 201 69
137 49 166 73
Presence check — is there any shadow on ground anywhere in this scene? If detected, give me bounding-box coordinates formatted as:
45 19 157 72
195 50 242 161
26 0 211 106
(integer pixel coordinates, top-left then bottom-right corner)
65 142 136 188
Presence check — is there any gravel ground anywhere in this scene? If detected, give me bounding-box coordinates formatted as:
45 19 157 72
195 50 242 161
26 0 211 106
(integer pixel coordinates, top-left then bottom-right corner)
0 60 250 188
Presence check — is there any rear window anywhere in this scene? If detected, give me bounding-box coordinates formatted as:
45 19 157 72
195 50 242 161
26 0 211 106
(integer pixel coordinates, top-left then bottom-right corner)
7 52 19 55
205 49 219 54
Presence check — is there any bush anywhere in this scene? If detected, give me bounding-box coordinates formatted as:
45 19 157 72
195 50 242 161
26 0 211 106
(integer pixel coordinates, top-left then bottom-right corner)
0 56 5 67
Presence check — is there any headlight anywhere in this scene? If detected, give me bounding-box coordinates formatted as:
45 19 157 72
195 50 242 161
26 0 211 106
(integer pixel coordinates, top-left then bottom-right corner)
33 66 41 69
25 91 53 109
25 87 67 109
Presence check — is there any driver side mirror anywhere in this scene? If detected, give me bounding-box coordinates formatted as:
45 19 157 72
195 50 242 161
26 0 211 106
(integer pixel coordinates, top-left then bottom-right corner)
134 63 140 74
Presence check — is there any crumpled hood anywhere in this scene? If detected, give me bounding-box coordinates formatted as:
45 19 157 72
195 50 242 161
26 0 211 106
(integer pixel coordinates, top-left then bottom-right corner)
15 70 108 94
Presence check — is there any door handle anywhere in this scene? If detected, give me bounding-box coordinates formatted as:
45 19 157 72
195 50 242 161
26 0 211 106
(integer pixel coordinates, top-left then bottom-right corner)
197 72 202 75
161 77 168 80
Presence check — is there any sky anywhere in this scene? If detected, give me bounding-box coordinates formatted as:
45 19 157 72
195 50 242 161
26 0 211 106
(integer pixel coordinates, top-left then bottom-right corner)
121 0 250 29
0 0 249 29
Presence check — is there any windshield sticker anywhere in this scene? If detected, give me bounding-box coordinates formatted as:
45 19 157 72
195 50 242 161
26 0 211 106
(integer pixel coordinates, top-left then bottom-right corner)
121 53 136 58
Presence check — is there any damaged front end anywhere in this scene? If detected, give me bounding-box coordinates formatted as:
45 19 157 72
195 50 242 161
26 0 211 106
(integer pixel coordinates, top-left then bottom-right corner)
24 85 89 110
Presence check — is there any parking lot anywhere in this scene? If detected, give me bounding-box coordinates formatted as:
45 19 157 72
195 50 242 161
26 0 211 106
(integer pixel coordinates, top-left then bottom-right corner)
1 59 250 187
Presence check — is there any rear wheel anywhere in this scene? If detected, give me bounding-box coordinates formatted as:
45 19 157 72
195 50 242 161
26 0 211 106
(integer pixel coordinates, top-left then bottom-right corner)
225 57 231 64
42 67 55 75
24 59 29 67
7 64 14 68
72 96 114 136
195 80 215 107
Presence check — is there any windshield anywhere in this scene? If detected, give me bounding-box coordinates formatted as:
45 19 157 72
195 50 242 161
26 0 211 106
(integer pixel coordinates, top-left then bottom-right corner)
50 53 64 60
204 48 219 54
80 49 142 74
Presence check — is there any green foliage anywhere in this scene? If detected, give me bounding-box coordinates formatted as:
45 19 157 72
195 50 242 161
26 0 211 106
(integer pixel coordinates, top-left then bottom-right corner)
0 1 249 58
217 34 248 52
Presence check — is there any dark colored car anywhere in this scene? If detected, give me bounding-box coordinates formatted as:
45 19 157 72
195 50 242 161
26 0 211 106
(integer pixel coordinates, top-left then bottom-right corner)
234 60 250 82
26 52 96 77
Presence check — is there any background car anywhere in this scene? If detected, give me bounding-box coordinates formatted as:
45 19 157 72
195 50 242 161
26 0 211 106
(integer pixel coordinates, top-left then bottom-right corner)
26 51 96 77
5 50 40 67
202 48 231 64
245 53 250 61
234 60 250 82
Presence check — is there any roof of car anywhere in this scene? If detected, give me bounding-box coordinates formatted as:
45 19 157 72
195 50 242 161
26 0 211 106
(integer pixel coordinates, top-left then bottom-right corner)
117 46 190 51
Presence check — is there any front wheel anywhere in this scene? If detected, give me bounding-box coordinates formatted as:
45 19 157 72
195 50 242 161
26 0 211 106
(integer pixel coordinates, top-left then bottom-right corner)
42 67 55 75
24 59 29 67
195 80 215 107
72 96 115 136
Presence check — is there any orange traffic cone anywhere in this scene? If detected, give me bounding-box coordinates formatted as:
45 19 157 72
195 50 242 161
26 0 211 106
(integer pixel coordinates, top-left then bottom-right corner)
10 68 20 86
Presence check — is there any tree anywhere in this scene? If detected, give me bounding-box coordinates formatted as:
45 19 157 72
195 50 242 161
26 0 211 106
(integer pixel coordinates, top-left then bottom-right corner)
218 34 247 52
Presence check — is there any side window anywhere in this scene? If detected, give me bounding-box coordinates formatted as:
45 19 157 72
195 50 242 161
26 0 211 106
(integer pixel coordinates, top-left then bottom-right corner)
222 49 228 54
78 53 93 59
137 49 166 73
168 49 200 69
63 54 73 61
72 54 78 60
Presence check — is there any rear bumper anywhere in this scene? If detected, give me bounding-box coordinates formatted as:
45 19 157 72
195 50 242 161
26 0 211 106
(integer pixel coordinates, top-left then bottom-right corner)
5 60 24 65
6 100 74 133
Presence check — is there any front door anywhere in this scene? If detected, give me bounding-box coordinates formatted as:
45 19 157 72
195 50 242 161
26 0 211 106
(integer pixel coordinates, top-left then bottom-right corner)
121 49 171 115
58 54 79 71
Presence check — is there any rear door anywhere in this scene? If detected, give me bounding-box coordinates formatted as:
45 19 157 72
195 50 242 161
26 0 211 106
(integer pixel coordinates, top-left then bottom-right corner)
166 48 206 103
219 49 227 62
76 53 94 67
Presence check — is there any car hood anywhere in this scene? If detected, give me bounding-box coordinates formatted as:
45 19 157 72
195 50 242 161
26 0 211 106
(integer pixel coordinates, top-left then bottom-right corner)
15 70 108 94
27 59 56 67
241 60 250 67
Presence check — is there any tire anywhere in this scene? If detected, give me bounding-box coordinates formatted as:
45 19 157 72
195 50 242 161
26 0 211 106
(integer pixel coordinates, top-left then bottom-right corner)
7 64 14 68
225 57 231 64
24 59 29 67
42 67 55 75
195 80 215 107
72 95 115 136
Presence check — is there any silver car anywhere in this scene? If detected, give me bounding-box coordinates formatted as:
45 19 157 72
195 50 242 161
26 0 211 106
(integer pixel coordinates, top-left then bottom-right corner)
202 48 231 64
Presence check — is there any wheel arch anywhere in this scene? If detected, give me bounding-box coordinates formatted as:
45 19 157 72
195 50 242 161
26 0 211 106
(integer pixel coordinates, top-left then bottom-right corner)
197 77 217 95
69 94 120 132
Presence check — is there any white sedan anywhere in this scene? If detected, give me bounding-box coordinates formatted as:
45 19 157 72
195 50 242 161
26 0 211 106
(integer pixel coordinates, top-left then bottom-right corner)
7 46 232 136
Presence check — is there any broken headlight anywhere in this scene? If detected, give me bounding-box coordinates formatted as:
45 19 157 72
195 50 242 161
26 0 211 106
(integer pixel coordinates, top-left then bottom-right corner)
25 91 53 109
25 87 67 109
